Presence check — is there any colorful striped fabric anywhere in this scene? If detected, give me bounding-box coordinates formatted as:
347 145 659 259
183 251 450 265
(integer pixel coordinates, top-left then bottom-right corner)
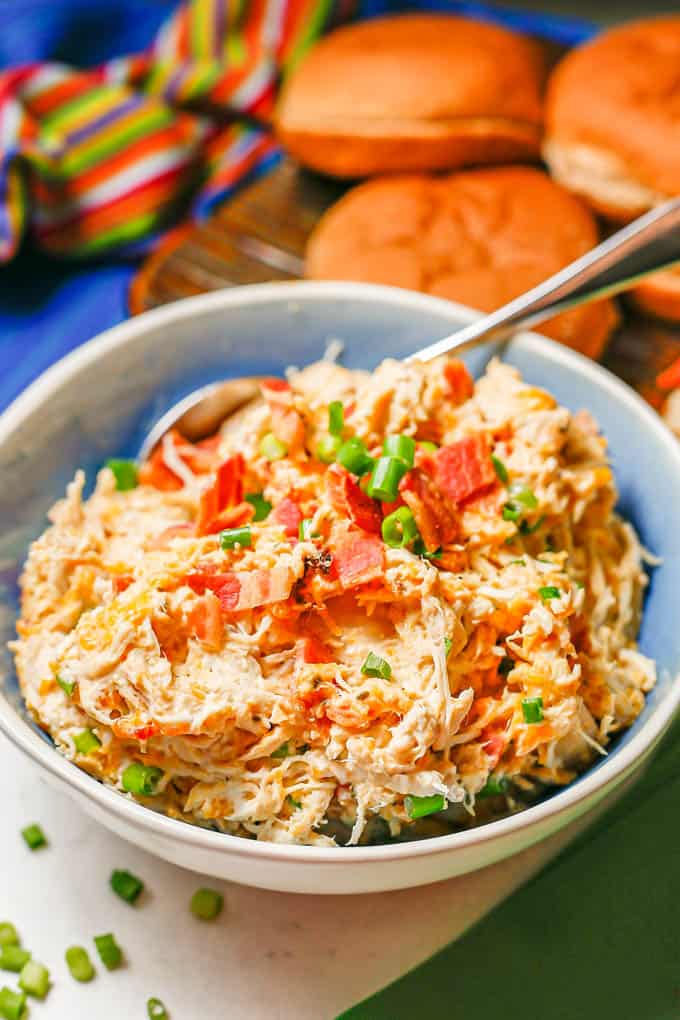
0 0 357 261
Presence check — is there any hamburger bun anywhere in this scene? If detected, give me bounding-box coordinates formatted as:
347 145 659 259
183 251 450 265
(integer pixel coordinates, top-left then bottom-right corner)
275 15 546 178
306 166 618 358
544 17 680 222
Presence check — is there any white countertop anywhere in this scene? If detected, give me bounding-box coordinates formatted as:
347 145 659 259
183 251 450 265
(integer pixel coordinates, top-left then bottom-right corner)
0 735 611 1020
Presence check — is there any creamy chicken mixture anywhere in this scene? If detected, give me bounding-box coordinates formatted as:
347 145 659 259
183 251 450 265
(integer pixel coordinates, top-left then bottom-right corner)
11 357 655 846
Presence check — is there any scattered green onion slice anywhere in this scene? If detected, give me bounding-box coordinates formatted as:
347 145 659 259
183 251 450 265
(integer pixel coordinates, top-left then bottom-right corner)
122 763 164 797
147 998 169 1020
0 927 18 949
328 401 344 437
0 986 27 1020
491 455 509 485
259 433 288 461
73 729 101 755
271 742 291 759
56 675 75 696
361 652 392 680
287 795 302 810
508 484 538 509
244 492 272 521
336 437 374 477
19 960 50 1000
65 946 94 983
522 696 544 724
110 869 144 905
316 434 342 464
219 525 252 550
478 776 508 799
0 947 30 973
443 637 453 658
367 456 408 502
412 539 442 560
298 519 317 541
106 459 138 492
502 503 522 522
405 794 446 819
20 825 46 851
94 934 123 971
519 516 545 535
498 656 514 677
417 441 438 454
538 586 561 602
383 434 416 467
190 888 223 922
381 507 418 549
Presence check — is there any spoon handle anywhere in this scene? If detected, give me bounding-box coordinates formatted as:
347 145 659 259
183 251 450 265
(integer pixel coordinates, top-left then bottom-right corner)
410 197 680 363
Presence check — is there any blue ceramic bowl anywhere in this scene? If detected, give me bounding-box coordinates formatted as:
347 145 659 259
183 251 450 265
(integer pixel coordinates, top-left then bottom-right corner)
0 282 678 894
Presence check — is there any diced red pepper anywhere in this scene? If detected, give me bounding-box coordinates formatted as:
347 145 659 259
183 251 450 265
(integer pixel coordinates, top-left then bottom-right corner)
327 465 382 535
434 436 496 506
443 359 474 404
271 497 303 538
134 723 160 741
657 356 680 391
480 725 508 767
333 531 384 588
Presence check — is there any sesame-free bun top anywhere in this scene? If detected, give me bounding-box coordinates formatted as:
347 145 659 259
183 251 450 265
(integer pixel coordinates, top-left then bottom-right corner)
544 16 680 221
306 166 618 358
275 15 546 178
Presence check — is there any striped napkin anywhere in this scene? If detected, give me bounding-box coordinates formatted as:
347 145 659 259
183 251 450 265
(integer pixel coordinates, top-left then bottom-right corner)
0 0 357 261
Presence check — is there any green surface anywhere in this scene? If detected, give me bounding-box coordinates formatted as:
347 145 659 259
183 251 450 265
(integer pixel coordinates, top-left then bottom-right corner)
341 718 680 1020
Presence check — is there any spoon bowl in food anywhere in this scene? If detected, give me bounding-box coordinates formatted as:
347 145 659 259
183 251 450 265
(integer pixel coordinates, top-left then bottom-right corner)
0 282 678 894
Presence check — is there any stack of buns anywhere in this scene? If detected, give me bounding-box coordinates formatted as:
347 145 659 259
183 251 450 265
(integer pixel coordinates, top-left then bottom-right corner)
273 13 680 348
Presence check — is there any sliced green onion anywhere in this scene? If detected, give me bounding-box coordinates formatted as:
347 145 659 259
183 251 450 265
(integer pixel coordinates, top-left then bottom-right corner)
73 729 101 755
522 696 544 724
244 492 272 521
259 433 288 461
328 401 344 437
502 503 522 522
287 795 302 810
19 960 50 1000
478 775 508 799
405 794 446 819
65 946 94 983
94 934 123 971
498 656 514 676
110 869 144 905
219 525 252 550
0 986 26 1020
519 516 544 535
298 519 317 541
0 928 18 949
444 637 452 658
383 434 416 467
190 888 223 922
412 539 442 560
316 434 342 464
509 558 526 566
538 586 561 602
508 484 538 509
361 652 392 680
271 742 291 759
491 455 509 485
336 437 374 477
417 441 438 454
381 506 418 548
147 998 169 1020
367 456 408 502
122 763 164 797
20 825 46 851
0 947 30 973
106 459 138 492
56 674 75 696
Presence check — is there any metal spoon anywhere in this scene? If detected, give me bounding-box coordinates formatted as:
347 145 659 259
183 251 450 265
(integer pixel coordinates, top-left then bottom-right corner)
140 197 680 461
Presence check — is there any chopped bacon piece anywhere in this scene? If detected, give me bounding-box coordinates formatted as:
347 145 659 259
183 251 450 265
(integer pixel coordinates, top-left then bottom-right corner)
327 465 382 535
134 724 159 741
333 531 384 588
147 522 194 550
657 356 680 391
188 593 224 650
443 359 474 404
139 429 220 491
399 469 457 550
299 635 335 664
434 436 496 506
480 724 508 768
183 571 242 611
271 497 303 538
197 502 254 537
138 446 183 491
261 377 291 394
195 454 246 536
113 575 134 593
183 565 294 613
261 378 305 450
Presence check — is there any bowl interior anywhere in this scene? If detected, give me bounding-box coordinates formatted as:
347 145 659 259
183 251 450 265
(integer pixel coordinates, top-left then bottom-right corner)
1 282 678 818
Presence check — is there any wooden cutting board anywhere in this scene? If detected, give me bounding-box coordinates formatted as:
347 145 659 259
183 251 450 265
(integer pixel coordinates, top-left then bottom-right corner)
129 155 680 410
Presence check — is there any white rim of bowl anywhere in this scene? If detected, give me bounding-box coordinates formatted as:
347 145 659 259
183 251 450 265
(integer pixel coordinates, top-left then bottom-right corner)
1 280 679 866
